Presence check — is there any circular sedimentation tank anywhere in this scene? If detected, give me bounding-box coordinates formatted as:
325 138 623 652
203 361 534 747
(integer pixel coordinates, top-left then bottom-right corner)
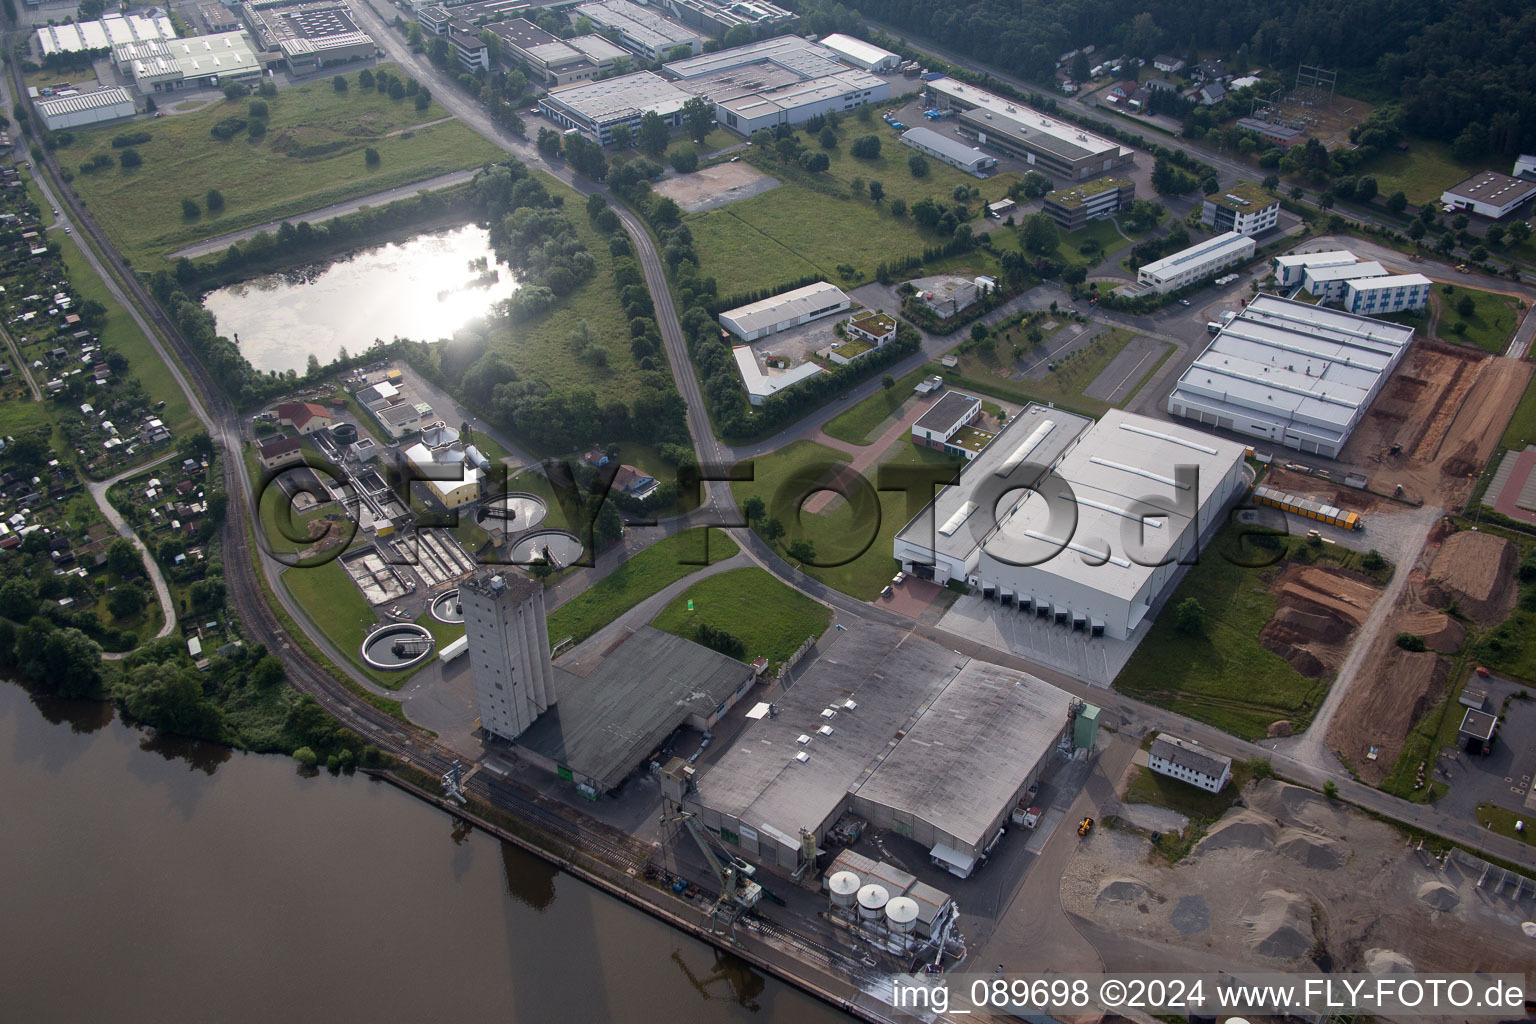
360 623 434 670
856 883 889 921
475 492 548 535
827 871 860 908
429 589 464 623
507 529 583 569
330 422 358 445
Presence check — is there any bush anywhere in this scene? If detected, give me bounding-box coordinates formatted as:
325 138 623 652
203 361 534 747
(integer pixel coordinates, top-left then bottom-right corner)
1395 632 1427 652
333 75 348 92
181 197 200 219
364 147 380 167
206 188 225 212
209 117 247 140
1361 549 1386 571
293 745 318 769
849 134 881 159
110 131 151 148
248 99 268 120
118 148 142 168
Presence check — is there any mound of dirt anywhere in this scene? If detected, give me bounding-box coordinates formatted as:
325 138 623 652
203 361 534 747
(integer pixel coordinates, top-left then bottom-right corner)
1261 566 1382 678
1417 881 1460 911
1275 828 1349 870
1426 532 1518 626
1097 878 1151 905
1195 810 1279 854
1243 889 1315 959
1395 608 1466 654
1363 948 1416 974
1268 720 1294 738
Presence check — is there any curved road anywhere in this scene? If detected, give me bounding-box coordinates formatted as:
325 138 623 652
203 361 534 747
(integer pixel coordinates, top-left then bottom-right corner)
87 451 182 657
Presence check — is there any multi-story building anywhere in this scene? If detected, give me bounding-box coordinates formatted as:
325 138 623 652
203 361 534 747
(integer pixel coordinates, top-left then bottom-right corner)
243 0 377 70
1271 249 1358 288
1200 180 1279 236
1042 176 1134 231
539 71 692 145
926 76 1133 182
1148 735 1231 792
1136 231 1254 293
485 19 628 85
911 391 992 461
1342 273 1432 315
461 572 559 742
1302 260 1385 303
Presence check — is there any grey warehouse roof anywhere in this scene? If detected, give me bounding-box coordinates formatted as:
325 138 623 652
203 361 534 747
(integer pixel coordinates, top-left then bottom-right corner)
719 281 848 335
36 87 135 118
914 390 980 433
519 626 751 791
664 33 846 79
1169 293 1414 440
544 70 692 124
853 661 1072 853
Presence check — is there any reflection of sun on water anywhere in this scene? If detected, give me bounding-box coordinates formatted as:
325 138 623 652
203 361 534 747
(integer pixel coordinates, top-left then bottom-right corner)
202 225 519 375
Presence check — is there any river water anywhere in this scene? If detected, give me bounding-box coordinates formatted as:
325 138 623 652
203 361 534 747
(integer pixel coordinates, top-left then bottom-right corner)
202 225 517 376
0 682 848 1023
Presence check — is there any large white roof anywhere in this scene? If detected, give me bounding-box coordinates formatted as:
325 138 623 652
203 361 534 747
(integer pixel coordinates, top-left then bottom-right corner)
817 32 897 68
719 281 849 335
1345 273 1433 292
37 13 174 55
1304 260 1385 285
1139 231 1254 279
927 77 1128 163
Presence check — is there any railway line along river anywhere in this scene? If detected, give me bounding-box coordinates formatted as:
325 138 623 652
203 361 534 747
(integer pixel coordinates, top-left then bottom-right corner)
0 681 848 1023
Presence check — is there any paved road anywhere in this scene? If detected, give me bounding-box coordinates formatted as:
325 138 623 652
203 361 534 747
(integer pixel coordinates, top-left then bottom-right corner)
86 452 183 657
167 168 480 260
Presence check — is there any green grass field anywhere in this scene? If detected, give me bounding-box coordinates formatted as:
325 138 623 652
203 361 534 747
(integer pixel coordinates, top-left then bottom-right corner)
1477 801 1536 845
690 179 959 293
1115 526 1331 741
1501 369 1536 450
52 229 199 438
544 528 739 649
821 367 931 446
1433 285 1520 354
651 566 831 673
55 67 504 266
816 119 1022 207
1358 137 1485 206
732 438 963 599
950 327 1169 417
279 558 419 689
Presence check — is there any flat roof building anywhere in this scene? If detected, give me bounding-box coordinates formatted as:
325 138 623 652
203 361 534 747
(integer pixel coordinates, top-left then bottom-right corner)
1043 176 1134 231
656 0 795 36
481 19 624 83
817 32 899 72
1342 273 1432 316
927 76 1133 181
539 70 693 144
36 13 176 56
1272 249 1358 288
900 126 995 177
911 390 986 459
114 32 265 92
1137 231 1255 293
718 281 850 340
1441 170 1536 220
1302 259 1386 303
1167 293 1416 458
198 2 241 31
572 0 700 60
687 621 1075 874
893 405 1248 640
36 88 137 131
1201 180 1279 237
244 1 377 69
732 347 823 406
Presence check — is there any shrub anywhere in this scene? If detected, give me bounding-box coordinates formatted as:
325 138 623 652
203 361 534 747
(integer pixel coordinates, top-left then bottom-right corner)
180 198 200 219
118 148 142 168
364 147 380 167
248 99 268 120
110 131 151 148
209 117 247 140
333 75 347 92
1395 632 1427 652
206 188 225 212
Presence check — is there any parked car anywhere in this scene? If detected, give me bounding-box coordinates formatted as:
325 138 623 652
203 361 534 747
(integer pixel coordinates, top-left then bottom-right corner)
892 571 906 585
1178 298 1191 306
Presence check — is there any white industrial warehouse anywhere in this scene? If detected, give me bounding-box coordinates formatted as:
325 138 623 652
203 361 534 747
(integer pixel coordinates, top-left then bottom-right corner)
894 405 1248 640
35 12 175 55
36 88 137 131
718 281 850 340
816 32 899 71
1167 293 1416 457
1440 170 1536 220
1137 231 1255 293
900 126 996 177
686 621 1080 877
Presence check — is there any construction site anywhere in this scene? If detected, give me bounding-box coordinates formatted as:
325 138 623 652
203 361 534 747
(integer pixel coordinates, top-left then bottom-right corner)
1071 779 1535 974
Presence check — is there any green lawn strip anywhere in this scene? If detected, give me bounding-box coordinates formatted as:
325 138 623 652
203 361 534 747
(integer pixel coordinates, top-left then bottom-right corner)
816 118 1022 207
1356 137 1486 206
48 231 199 436
245 519 410 723
822 366 931 445
544 527 739 649
414 608 465 648
1501 368 1536 450
55 67 503 267
1476 802 1536 845
1115 528 1330 741
278 557 425 690
939 350 1107 419
650 566 831 674
1432 285 1521 354
733 438 964 600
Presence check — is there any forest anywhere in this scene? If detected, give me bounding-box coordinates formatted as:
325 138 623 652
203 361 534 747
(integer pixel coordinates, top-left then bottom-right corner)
790 0 1536 156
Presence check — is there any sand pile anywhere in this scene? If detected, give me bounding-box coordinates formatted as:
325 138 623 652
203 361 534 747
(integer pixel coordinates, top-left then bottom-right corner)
1275 829 1349 870
1243 889 1315 959
1363 948 1416 974
1097 878 1152 906
1395 608 1466 653
1195 810 1279 854
1425 532 1518 626
1261 567 1381 677
1417 881 1460 911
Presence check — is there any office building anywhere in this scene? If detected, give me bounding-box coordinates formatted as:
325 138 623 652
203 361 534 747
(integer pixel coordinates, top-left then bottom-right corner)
1341 273 1431 315
1200 180 1279 236
1271 249 1357 289
1042 176 1134 231
539 70 693 144
1148 735 1232 792
1302 260 1386 303
927 76 1133 181
1136 231 1255 293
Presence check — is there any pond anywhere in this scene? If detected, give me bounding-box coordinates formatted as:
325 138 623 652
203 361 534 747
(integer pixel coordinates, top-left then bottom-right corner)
203 224 516 375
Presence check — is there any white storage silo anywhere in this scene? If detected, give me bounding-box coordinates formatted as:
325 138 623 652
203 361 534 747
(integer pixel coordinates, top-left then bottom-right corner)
885 896 919 934
827 871 861 909
856 883 889 921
